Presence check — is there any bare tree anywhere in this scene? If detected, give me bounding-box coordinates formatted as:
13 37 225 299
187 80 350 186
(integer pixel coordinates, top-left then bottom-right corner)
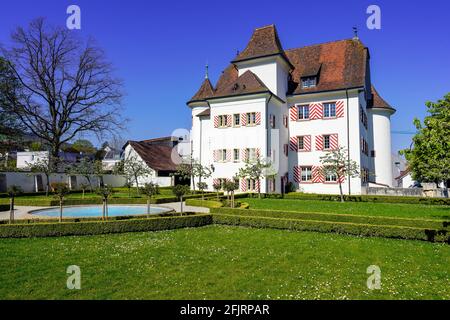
0 18 125 161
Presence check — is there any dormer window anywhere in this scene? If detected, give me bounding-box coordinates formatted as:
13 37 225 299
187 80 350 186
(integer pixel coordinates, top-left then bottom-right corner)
301 76 317 88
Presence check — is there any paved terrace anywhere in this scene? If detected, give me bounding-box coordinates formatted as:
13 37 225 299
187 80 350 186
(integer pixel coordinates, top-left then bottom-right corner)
0 202 209 220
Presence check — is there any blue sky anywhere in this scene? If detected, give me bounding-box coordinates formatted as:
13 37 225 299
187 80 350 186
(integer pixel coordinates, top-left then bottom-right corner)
0 0 449 152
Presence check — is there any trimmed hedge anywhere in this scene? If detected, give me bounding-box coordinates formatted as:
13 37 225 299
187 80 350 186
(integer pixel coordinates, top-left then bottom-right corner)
0 214 213 238
210 208 450 230
212 214 449 243
0 211 179 225
0 193 211 207
284 192 450 205
185 199 223 208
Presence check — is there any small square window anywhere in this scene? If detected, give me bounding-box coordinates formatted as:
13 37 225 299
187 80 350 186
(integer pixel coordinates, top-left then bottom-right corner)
300 166 312 182
323 135 331 149
301 77 317 88
298 105 310 120
323 103 336 118
233 149 240 162
298 136 305 150
234 114 240 126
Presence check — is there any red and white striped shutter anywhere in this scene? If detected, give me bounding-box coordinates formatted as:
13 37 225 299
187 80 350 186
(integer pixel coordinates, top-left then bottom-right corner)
330 134 339 150
213 178 219 186
213 150 219 162
293 165 301 183
255 112 261 125
315 135 324 151
289 136 298 151
310 103 322 120
240 179 247 192
241 113 247 126
256 148 261 158
289 106 297 122
304 135 311 151
227 115 232 127
336 100 344 118
312 166 324 183
214 116 219 128
338 172 345 183
226 149 232 162
255 179 260 192
241 148 248 161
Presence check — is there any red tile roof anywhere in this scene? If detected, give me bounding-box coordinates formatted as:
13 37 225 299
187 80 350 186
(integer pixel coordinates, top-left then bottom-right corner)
370 85 395 111
213 70 270 99
188 25 381 103
188 78 214 103
232 25 290 65
127 141 181 172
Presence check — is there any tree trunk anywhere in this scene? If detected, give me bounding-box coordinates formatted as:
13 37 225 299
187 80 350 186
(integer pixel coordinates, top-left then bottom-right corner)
147 198 151 215
82 189 85 199
338 181 344 202
105 199 108 220
9 197 14 224
231 191 235 208
59 199 63 222
180 196 183 215
134 175 139 195
201 190 204 200
45 175 50 197
102 200 106 220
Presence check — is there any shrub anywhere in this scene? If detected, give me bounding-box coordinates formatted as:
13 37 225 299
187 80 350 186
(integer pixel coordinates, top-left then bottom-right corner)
0 204 9 212
0 214 213 238
212 214 449 243
185 199 223 208
210 208 449 230
284 192 450 205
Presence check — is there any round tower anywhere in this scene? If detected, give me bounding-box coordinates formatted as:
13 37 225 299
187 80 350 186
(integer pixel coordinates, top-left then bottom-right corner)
368 86 396 187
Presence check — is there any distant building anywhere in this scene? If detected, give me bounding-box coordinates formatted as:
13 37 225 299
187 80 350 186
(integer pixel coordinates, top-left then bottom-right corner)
122 136 186 187
395 168 414 188
16 150 78 170
102 146 123 171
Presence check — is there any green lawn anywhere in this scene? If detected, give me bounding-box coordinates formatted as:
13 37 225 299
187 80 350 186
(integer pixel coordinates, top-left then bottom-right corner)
0 225 449 300
243 198 450 220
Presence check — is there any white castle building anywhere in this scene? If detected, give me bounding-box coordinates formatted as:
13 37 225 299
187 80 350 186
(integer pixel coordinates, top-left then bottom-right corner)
187 25 395 195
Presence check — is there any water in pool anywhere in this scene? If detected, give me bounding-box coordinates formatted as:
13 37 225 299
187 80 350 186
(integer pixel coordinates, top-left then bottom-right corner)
32 205 170 218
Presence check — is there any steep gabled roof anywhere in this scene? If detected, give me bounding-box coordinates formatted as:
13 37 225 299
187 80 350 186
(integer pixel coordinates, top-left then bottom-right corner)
285 39 367 95
213 70 270 99
127 141 181 171
188 78 214 103
232 25 285 62
370 85 395 111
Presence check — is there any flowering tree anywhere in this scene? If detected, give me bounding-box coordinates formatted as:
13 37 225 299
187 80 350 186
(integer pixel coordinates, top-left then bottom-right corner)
238 156 273 199
320 147 359 202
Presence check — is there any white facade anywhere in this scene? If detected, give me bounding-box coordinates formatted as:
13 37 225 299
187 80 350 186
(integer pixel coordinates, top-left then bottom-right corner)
16 151 49 169
188 28 395 195
123 144 174 187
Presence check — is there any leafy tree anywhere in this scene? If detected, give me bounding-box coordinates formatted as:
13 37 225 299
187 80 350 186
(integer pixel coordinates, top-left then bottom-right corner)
320 147 360 202
71 139 96 155
79 183 90 199
223 179 238 208
69 157 94 191
172 184 190 215
197 182 207 200
400 93 450 187
52 183 70 222
213 181 221 200
172 162 194 191
140 182 160 215
0 18 124 160
0 57 25 153
123 155 153 194
193 162 212 192
96 186 114 220
238 155 273 199
7 185 22 224
27 156 58 196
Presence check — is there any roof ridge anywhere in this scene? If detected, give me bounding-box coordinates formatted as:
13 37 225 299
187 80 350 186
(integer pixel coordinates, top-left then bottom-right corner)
284 38 356 52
